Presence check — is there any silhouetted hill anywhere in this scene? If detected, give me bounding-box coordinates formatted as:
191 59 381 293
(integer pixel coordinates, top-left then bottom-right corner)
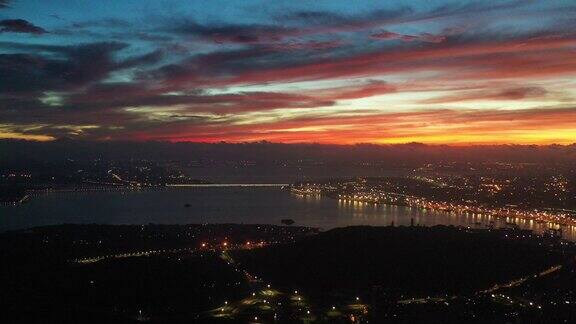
235 226 563 297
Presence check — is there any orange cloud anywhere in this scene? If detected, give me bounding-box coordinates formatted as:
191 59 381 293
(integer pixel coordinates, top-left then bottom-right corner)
125 106 576 145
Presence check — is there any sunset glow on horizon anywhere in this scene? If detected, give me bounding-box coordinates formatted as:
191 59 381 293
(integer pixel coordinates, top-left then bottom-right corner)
1 0 576 145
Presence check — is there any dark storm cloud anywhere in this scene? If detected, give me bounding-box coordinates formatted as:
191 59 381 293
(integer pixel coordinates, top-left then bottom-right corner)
138 41 353 89
0 42 127 94
0 42 168 96
0 19 47 34
170 20 296 44
136 47 275 86
65 83 335 114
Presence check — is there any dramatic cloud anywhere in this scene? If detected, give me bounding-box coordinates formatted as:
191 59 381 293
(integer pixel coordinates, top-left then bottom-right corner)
420 87 552 104
268 40 343 51
371 30 446 43
311 80 396 100
172 20 295 44
0 19 46 34
0 42 127 94
123 106 576 145
1 1 575 144
115 49 164 69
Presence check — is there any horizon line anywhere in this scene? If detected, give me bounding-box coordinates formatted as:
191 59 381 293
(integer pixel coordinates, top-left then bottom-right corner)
1 138 575 147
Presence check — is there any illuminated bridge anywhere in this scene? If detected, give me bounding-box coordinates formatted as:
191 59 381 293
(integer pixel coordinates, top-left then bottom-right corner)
166 183 289 188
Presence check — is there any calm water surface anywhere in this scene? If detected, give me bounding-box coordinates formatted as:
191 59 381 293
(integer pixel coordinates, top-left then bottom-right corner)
1 187 574 241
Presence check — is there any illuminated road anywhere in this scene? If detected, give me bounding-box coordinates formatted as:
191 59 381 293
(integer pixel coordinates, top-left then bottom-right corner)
71 240 368 322
71 247 198 264
167 183 288 187
398 263 564 308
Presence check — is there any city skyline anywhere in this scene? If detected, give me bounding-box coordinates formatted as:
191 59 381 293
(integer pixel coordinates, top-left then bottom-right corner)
2 0 576 144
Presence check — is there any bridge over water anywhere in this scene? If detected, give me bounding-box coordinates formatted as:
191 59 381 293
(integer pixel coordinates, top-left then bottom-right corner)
166 183 289 188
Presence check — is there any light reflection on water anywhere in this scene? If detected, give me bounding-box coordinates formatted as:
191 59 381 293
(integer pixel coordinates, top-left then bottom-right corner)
333 197 576 241
1 187 574 241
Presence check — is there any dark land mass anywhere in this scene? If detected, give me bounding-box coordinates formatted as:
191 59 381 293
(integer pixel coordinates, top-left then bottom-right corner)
0 223 316 261
2 141 576 195
234 225 566 296
0 224 315 324
2 141 576 190
0 186 26 204
1 224 575 323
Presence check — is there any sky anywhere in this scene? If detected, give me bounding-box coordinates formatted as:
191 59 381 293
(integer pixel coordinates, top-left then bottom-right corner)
1 0 576 145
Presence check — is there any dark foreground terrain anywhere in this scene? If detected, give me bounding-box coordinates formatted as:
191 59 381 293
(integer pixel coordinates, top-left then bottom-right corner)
0 224 575 323
0 224 315 323
235 226 563 296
